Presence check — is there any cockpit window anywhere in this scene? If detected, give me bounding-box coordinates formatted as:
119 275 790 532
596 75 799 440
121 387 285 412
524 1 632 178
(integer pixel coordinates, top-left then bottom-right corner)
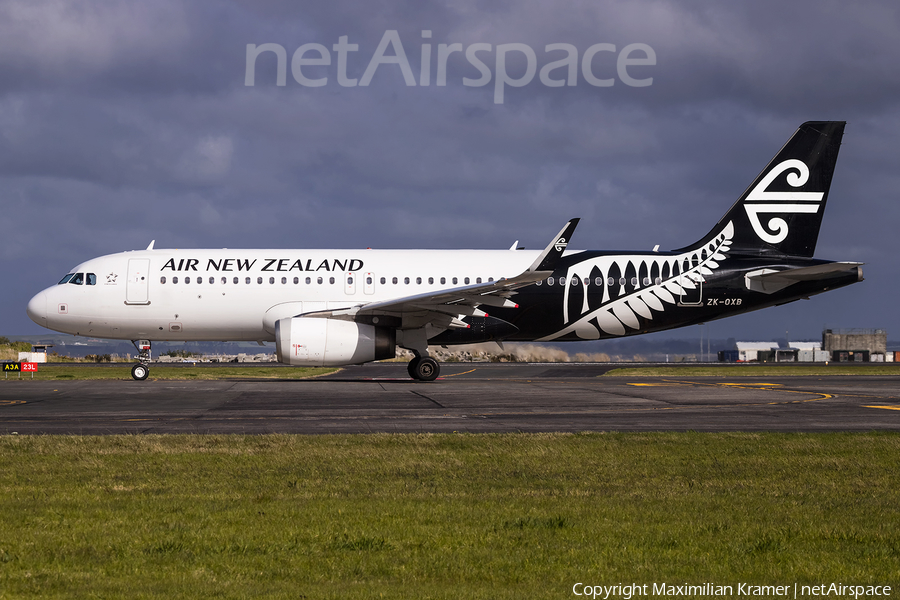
58 274 75 285
86 273 97 286
69 273 85 285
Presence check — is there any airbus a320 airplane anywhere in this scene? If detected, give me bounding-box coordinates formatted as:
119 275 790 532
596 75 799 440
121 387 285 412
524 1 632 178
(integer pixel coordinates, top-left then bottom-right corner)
27 122 861 381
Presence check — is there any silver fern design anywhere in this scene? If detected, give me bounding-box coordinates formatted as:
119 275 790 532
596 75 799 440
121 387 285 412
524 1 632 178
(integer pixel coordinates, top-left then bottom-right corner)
539 221 734 341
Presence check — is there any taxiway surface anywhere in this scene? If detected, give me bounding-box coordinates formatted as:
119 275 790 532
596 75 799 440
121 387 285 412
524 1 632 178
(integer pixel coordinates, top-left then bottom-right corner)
2 363 899 434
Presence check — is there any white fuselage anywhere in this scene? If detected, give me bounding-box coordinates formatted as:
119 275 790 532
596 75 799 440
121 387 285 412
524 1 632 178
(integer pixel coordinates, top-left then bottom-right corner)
27 248 541 342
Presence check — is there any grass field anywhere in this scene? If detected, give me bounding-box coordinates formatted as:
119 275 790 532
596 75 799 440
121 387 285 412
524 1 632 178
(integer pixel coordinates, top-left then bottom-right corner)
0 433 897 598
0 365 338 381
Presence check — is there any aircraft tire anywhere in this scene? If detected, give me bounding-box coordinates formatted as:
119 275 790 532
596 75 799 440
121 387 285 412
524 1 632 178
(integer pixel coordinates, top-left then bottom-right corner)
412 357 440 381
131 364 149 381
407 357 421 379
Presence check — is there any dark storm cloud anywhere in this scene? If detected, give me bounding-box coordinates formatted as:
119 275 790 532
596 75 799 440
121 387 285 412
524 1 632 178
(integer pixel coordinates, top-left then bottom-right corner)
2 0 898 340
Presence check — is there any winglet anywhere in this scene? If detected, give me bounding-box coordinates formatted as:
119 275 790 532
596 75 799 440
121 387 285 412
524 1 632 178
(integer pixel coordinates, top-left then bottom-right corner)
527 218 579 272
146 240 156 251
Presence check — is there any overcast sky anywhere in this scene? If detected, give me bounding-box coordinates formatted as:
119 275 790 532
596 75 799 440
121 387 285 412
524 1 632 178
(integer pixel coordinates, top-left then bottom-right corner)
2 0 898 342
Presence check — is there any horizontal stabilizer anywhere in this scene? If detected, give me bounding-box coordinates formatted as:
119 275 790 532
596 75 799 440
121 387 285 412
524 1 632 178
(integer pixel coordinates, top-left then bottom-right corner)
745 262 863 294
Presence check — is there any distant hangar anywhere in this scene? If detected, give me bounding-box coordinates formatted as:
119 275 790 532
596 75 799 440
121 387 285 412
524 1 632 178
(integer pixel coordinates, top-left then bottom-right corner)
720 329 890 363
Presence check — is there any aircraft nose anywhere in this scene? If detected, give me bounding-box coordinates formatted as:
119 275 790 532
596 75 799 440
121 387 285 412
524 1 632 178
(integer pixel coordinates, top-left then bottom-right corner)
26 290 48 326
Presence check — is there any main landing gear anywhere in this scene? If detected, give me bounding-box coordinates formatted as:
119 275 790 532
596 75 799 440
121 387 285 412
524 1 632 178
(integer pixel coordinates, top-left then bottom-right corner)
131 339 151 381
398 329 439 381
407 356 440 381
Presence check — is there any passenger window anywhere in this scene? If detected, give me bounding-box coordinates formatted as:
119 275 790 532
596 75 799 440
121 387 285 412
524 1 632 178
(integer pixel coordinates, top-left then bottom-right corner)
608 277 615 286
173 277 179 284
269 277 275 284
595 277 603 286
306 277 311 284
416 277 422 284
293 277 299 284
464 277 470 284
221 277 226 284
257 277 263 284
210 277 215 284
329 277 335 284
452 277 458 285
380 277 386 284
245 277 251 284
87 273 97 285
440 277 446 285
392 277 398 284
476 277 482 284
185 277 191 284
58 274 75 285
160 276 166 284
367 277 373 285
196 277 202 284
547 277 554 286
317 277 323 284
428 277 434 284
348 276 354 285
488 277 494 282
404 277 410 284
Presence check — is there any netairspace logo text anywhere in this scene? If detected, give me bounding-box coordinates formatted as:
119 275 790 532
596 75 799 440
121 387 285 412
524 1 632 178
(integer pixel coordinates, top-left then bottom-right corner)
245 30 656 104
572 582 893 600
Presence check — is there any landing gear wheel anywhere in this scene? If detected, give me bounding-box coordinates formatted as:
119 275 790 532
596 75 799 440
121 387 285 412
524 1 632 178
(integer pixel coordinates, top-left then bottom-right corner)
407 357 421 379
131 364 149 381
131 340 152 381
411 357 440 381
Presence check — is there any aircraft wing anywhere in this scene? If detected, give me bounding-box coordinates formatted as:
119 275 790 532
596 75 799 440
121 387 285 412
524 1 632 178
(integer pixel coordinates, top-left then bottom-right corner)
307 219 579 330
744 262 863 294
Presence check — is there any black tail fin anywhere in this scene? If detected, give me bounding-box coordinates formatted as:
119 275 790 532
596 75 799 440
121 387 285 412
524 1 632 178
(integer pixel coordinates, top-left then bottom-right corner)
678 121 845 258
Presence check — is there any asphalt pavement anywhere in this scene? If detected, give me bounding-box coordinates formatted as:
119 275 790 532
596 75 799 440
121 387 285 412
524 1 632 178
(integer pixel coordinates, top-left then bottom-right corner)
2 363 899 434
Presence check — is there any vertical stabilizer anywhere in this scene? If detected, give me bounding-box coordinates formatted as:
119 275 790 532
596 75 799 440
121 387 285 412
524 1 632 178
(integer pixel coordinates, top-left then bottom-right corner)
678 121 845 258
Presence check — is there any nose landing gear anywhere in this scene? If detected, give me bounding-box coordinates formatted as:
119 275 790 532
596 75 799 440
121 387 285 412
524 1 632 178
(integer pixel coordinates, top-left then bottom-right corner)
131 363 149 381
131 339 152 381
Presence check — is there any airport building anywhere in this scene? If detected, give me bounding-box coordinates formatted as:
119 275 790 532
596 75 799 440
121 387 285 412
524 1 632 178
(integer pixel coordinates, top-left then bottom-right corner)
822 329 888 362
719 329 890 363
17 344 51 363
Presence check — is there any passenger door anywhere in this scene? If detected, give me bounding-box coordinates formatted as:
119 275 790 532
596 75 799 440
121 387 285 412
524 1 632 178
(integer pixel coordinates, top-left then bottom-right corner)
126 259 151 305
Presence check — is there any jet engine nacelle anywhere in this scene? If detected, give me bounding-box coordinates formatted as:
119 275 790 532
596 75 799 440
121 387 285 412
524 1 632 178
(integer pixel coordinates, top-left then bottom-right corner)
275 317 396 366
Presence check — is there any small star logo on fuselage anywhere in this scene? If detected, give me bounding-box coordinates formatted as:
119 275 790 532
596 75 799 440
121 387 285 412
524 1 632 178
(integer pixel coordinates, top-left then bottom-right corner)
107 273 118 283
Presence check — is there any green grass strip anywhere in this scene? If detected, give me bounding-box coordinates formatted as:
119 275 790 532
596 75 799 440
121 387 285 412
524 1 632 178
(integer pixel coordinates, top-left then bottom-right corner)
0 433 898 598
603 364 900 377
0 365 338 381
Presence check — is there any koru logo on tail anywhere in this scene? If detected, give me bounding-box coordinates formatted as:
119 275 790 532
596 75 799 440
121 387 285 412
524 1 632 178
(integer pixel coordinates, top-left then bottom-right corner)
554 237 568 252
744 159 824 244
